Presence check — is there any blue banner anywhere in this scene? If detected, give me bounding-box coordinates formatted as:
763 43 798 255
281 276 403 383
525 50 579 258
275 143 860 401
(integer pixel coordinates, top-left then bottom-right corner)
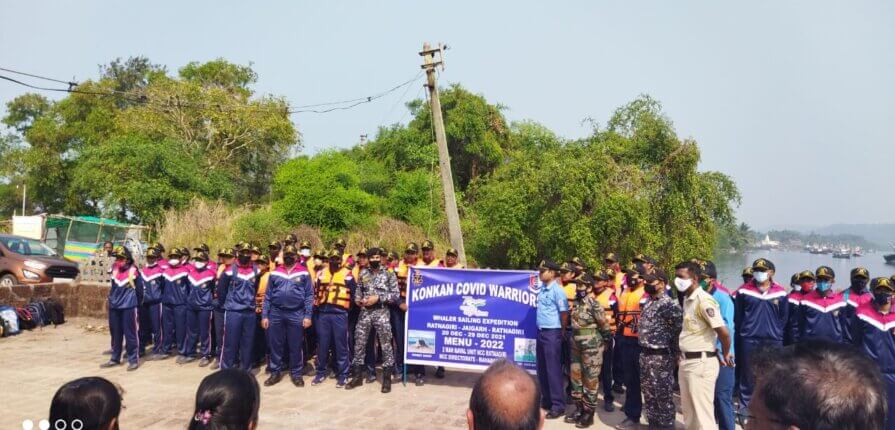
405 267 540 372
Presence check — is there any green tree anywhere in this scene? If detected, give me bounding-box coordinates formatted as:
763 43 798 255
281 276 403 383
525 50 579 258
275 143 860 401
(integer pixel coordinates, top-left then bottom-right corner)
70 136 233 223
273 151 379 232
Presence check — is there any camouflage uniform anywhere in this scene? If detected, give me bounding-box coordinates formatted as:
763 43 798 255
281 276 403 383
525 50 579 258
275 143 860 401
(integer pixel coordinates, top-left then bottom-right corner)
570 294 613 410
350 267 399 369
638 294 683 429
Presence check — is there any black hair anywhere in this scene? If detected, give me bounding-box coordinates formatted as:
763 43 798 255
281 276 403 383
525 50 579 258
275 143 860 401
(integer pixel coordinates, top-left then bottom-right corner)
674 261 700 277
469 359 540 430
752 341 886 430
188 369 260 430
49 377 121 430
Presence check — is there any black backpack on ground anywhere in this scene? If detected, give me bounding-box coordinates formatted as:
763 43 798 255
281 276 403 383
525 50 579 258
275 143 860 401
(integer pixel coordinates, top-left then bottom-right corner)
41 298 65 325
15 307 36 330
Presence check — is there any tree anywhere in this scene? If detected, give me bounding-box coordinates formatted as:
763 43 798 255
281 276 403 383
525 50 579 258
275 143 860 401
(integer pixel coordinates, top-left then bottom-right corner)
70 136 233 223
1 56 298 218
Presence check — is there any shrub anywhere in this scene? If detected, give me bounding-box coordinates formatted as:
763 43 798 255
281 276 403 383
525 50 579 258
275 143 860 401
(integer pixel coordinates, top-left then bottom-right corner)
232 206 291 246
156 199 245 252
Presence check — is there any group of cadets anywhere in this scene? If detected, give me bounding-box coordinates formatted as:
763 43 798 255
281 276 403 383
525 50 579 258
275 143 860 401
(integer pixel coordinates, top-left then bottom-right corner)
537 252 895 430
101 237 464 394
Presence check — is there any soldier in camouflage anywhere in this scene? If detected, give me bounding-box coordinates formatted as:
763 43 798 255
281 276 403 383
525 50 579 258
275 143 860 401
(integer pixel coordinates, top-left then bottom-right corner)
636 270 683 430
565 273 613 428
345 247 399 393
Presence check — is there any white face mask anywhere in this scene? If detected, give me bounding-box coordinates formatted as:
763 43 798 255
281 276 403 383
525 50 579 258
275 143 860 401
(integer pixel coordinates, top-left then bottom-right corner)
168 259 180 266
753 271 769 284
674 277 692 292
300 248 312 257
194 262 207 270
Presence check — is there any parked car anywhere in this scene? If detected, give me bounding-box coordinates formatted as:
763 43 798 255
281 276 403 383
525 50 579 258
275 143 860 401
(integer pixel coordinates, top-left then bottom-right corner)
0 234 80 287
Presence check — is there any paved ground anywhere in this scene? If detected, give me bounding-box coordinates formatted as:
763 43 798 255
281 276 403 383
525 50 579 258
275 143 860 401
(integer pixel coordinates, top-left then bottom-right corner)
0 318 698 429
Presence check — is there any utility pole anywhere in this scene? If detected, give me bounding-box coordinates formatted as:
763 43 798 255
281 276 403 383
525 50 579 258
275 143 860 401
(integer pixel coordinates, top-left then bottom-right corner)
420 42 467 266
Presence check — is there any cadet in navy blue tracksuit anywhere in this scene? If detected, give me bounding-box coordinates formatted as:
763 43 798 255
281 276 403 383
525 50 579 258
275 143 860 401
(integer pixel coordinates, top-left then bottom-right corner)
851 277 895 430
140 248 166 359
211 247 235 370
793 266 848 344
180 251 217 366
262 245 314 386
101 246 142 370
218 248 260 370
162 248 190 357
733 258 788 414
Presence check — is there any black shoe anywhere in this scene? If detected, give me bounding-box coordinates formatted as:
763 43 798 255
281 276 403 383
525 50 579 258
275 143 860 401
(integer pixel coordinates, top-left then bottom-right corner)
210 358 220 370
198 358 211 367
99 360 120 369
126 362 140 372
264 372 283 386
381 369 392 393
344 367 364 390
565 403 583 423
545 410 565 419
575 410 594 428
415 375 425 386
151 353 170 361
603 401 615 412
435 366 445 378
612 383 625 394
292 376 304 387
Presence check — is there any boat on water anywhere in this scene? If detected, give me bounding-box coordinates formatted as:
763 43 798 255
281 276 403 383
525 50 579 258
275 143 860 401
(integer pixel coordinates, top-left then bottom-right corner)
833 248 851 259
886 254 895 265
853 247 863 257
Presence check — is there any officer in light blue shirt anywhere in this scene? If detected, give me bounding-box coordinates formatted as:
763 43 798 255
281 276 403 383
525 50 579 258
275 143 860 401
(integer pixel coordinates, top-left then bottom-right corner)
535 259 570 419
700 260 737 430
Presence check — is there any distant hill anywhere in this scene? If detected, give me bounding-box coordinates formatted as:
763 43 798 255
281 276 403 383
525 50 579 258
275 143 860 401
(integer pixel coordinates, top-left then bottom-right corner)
814 224 895 250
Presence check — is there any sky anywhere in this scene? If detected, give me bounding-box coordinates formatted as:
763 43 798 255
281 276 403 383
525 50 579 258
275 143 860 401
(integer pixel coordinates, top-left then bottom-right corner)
1 1 893 230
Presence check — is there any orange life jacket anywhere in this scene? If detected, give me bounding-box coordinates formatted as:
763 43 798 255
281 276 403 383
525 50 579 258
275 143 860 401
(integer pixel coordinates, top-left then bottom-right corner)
316 267 352 310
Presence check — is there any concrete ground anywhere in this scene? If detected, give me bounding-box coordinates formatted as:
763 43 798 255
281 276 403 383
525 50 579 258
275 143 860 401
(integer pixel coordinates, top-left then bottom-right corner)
0 318 702 429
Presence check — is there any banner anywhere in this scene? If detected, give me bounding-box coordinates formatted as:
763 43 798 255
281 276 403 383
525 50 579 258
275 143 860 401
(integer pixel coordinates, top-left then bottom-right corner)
405 267 540 372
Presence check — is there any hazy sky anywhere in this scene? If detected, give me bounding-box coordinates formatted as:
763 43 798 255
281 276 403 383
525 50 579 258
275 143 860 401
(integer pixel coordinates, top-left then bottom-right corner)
2 1 893 229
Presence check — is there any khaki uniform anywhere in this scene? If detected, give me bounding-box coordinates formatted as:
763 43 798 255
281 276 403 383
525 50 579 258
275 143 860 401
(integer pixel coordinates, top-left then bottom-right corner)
679 287 725 430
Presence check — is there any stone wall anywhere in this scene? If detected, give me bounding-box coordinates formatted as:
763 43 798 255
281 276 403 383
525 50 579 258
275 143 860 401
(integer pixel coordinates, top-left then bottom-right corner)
0 282 109 319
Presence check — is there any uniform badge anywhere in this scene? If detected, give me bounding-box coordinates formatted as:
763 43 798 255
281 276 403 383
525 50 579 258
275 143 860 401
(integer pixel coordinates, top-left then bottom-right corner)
412 271 424 287
706 308 715 318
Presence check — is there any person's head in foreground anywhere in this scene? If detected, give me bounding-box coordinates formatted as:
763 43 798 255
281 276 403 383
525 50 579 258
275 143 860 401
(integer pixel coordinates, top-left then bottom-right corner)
468 358 543 430
748 340 886 430
189 368 260 430
49 376 122 430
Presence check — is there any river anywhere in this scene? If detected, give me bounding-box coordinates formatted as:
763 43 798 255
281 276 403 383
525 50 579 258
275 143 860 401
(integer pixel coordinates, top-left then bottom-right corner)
714 250 895 291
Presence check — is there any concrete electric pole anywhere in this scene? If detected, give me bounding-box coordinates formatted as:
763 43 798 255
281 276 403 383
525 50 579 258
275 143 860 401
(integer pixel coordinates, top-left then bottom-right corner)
420 42 467 266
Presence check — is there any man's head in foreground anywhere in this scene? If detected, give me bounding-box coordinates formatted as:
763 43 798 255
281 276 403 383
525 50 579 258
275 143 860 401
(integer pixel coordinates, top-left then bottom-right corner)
749 340 886 430
468 359 543 430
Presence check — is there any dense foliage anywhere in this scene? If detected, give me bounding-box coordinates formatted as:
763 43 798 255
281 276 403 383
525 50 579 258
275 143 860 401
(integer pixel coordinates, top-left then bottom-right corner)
2 57 741 267
0 57 298 223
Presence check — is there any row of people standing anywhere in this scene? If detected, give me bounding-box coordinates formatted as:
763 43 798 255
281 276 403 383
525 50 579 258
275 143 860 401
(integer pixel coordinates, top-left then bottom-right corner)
101 237 464 389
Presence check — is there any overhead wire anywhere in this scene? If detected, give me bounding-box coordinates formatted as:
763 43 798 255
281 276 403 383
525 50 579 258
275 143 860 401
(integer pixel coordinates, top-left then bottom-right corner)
0 66 425 116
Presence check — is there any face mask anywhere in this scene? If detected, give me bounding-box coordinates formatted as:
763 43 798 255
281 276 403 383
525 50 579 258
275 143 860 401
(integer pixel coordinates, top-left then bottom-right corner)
873 292 892 307
194 262 207 270
675 277 693 292
852 278 868 290
168 259 180 266
817 281 832 292
575 288 588 299
627 277 639 288
330 262 341 272
238 255 251 266
147 260 157 267
699 279 709 290
300 248 311 258
644 284 658 295
753 271 769 283
284 256 296 266
792 284 801 292
369 260 381 270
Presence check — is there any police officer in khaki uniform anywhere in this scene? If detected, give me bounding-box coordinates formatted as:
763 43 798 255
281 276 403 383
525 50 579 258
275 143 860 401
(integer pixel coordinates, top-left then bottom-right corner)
674 261 732 430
